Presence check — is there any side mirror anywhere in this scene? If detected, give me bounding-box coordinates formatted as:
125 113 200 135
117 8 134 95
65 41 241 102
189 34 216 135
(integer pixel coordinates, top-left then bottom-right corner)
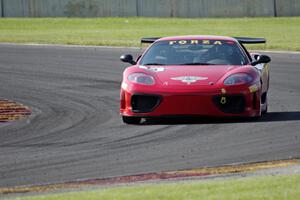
251 55 271 66
120 54 136 65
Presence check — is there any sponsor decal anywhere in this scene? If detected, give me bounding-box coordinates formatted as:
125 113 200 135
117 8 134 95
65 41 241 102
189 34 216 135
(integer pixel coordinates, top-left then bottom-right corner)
249 84 259 93
121 82 128 90
171 76 208 84
169 40 224 45
139 65 165 72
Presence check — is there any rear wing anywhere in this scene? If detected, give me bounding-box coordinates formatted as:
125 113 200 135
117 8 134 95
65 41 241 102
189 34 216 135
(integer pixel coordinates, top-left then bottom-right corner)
234 37 266 44
141 37 160 43
141 37 266 44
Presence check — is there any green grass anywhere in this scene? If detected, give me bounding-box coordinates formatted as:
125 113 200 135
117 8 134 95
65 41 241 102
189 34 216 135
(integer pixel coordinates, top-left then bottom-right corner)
0 17 300 51
12 174 300 200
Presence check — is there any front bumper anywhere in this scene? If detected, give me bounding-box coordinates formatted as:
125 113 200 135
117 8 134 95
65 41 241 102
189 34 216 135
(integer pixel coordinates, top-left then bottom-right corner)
120 85 261 117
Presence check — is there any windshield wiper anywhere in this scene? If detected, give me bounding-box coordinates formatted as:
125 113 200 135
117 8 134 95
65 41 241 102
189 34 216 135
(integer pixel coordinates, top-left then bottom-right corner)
180 63 216 65
143 63 166 66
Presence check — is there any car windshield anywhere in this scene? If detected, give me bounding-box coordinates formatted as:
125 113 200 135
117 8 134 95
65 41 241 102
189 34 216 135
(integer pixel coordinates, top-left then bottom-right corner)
140 39 249 66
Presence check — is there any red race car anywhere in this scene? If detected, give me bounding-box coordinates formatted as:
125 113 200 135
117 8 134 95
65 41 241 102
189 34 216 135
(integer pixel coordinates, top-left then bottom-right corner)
120 36 271 124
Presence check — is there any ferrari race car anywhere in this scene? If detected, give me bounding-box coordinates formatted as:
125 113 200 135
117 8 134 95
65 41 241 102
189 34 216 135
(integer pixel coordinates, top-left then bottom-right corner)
120 35 271 124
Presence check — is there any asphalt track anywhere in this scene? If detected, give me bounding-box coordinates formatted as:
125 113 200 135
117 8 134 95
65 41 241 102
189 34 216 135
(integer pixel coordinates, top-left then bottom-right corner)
0 44 299 188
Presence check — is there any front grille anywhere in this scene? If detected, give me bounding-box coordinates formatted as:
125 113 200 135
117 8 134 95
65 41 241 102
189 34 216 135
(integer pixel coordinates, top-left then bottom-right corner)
131 94 161 113
212 95 246 114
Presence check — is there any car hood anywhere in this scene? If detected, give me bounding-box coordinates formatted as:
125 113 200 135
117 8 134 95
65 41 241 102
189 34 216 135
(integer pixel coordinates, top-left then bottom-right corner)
139 65 239 86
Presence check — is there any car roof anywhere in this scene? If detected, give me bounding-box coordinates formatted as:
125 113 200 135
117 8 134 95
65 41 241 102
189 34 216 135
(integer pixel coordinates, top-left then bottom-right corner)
157 35 237 42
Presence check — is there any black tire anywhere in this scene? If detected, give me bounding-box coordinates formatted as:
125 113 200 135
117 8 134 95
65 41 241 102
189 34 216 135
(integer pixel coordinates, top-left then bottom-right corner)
261 94 268 114
122 116 141 124
262 103 268 114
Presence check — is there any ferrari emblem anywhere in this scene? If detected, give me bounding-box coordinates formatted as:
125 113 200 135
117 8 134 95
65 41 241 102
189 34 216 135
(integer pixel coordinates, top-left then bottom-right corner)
171 76 208 84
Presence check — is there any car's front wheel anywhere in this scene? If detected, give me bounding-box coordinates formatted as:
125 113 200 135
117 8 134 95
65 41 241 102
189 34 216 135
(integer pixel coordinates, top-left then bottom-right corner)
122 116 141 124
261 93 268 114
262 103 268 114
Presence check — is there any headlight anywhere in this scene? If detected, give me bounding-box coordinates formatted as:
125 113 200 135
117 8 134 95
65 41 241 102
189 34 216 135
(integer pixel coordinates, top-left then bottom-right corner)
128 73 155 85
224 73 253 86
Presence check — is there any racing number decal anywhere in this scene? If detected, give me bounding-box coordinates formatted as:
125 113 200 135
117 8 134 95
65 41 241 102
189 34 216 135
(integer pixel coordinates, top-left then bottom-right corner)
220 97 227 105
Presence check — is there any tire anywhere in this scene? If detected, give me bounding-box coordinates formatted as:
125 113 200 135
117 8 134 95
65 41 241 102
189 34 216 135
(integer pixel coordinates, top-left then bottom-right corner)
262 103 268 114
122 116 141 124
252 96 263 120
261 94 268 114
249 116 261 121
